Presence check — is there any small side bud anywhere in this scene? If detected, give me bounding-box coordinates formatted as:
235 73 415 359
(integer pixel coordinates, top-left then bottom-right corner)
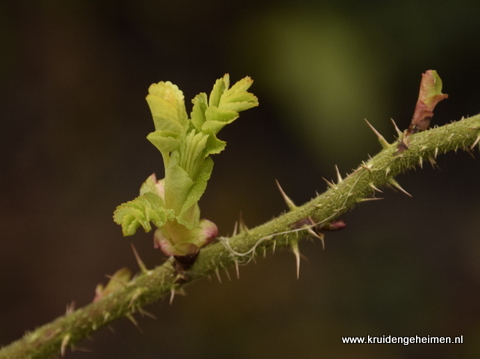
322 219 347 232
153 219 218 268
94 267 132 302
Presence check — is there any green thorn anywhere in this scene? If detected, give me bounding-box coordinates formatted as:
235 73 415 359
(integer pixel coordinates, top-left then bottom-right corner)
334 165 343 184
276 180 298 210
365 119 390 149
238 213 250 234
234 259 240 279
388 178 412 197
322 177 337 189
306 226 325 250
169 287 176 305
369 183 383 193
131 243 149 274
357 197 384 203
61 334 71 357
471 134 480 150
391 118 403 137
126 313 140 330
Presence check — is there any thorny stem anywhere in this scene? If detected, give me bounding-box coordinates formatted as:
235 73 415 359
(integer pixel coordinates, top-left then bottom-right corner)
1 114 480 359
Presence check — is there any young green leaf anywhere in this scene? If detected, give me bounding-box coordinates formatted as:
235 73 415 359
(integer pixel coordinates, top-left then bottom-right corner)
139 173 164 197
113 191 170 236
209 76 229 107
146 81 188 133
177 157 214 227
190 92 208 132
219 76 258 112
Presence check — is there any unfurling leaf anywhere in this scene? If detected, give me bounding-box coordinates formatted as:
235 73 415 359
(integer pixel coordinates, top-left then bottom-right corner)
114 74 258 259
113 191 171 236
146 81 188 133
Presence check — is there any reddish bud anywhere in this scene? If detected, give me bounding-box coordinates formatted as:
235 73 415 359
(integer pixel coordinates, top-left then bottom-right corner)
322 220 347 231
409 70 448 134
397 70 448 153
153 219 218 263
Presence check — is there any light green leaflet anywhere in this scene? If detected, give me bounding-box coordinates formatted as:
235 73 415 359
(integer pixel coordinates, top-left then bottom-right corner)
113 74 258 257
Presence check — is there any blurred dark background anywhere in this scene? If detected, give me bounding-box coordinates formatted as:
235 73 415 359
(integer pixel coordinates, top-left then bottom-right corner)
1 1 480 358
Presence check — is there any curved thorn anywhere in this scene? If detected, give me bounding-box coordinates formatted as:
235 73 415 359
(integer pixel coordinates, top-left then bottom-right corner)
232 221 238 236
369 183 383 193
276 179 297 210
364 119 390 149
357 197 384 203
65 301 76 315
334 165 343 184
131 243 148 274
291 241 301 279
323 177 336 188
138 307 157 320
126 314 141 332
224 267 231 281
61 334 71 357
215 267 222 283
169 288 175 305
471 135 480 150
306 227 325 250
238 213 250 234
388 178 412 197
390 118 403 137
234 259 240 279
